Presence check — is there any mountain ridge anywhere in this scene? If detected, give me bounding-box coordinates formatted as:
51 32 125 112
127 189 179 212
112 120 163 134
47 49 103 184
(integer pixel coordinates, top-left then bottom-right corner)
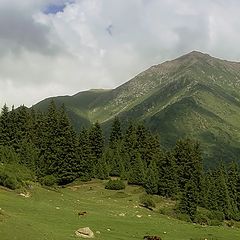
33 51 240 166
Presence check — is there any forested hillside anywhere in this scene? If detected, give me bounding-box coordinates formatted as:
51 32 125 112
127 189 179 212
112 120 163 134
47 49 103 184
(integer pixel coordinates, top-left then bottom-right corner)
1 101 240 223
34 51 240 166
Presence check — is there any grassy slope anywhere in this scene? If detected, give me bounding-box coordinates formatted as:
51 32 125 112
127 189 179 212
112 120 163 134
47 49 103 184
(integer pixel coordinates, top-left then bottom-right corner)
32 52 240 165
1 181 240 240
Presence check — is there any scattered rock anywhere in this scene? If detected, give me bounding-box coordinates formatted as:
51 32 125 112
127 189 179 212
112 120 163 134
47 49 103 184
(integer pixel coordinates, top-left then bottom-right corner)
96 231 100 234
119 213 125 217
107 228 111 231
56 207 60 210
75 227 94 238
19 192 30 198
136 215 142 218
163 232 167 234
148 215 151 217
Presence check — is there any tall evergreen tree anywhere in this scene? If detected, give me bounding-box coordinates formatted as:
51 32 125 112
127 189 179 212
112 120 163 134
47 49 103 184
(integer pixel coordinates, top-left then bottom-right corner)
37 100 59 177
174 139 203 192
122 123 138 165
157 151 178 198
227 162 240 219
128 153 146 185
18 139 39 171
109 117 122 148
77 128 93 179
178 177 198 220
215 165 232 219
144 160 158 194
56 105 78 184
0 104 10 146
88 122 104 169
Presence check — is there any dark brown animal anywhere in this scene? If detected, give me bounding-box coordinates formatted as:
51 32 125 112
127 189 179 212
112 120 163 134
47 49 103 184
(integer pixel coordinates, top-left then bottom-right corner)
143 236 161 240
78 211 87 217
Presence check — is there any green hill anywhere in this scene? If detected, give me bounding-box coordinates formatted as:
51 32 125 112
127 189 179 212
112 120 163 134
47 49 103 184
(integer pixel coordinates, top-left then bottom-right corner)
33 51 240 165
1 181 240 240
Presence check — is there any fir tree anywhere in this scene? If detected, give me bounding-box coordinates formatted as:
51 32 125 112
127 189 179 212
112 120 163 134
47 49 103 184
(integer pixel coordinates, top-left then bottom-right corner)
0 104 10 146
144 160 158 194
174 139 203 192
178 177 198 220
56 105 78 184
18 139 39 171
109 117 122 148
88 122 104 170
122 123 138 165
77 128 93 179
128 153 146 185
157 151 178 198
215 165 232 219
227 162 240 219
95 156 109 180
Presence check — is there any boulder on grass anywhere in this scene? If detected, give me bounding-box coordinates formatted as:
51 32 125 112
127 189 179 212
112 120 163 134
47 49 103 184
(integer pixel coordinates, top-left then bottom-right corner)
75 227 94 238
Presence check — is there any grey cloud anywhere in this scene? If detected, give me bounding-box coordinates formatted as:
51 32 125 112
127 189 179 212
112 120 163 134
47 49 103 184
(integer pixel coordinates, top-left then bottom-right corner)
0 1 72 56
1 0 240 107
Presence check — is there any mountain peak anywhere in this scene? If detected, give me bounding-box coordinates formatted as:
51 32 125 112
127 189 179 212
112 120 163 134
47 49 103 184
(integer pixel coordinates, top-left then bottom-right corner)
177 50 212 61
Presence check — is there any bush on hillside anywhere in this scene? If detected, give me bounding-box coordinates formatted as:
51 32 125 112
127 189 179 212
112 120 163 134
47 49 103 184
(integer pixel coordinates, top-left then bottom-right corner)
40 175 57 187
105 179 125 190
0 171 20 190
207 210 225 222
193 212 210 225
209 219 223 226
139 194 156 208
0 163 35 190
176 212 192 222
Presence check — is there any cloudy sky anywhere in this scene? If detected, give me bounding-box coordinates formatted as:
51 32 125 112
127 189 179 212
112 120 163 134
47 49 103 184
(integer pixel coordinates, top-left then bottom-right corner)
1 0 240 107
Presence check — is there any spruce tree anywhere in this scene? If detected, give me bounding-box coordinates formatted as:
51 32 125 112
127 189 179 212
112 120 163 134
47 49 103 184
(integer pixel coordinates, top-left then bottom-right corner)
0 104 10 146
178 177 198 220
109 117 122 148
128 153 146 185
122 123 138 165
174 139 203 192
157 151 178 198
37 100 59 178
88 122 104 170
144 160 158 194
56 105 78 184
18 139 39 171
215 165 232 219
227 162 240 219
76 128 93 179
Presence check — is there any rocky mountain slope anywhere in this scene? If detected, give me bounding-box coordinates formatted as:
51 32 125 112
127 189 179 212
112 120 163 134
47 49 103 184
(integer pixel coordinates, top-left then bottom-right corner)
34 51 240 166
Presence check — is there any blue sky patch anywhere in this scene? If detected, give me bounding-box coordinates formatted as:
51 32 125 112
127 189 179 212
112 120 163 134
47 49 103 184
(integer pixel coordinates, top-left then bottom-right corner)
43 1 75 15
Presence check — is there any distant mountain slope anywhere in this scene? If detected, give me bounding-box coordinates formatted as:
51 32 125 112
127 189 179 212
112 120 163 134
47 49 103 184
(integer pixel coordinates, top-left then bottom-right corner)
33 51 240 165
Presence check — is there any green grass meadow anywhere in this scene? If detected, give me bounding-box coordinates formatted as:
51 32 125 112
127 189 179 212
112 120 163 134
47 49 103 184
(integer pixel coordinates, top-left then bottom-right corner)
1 180 240 240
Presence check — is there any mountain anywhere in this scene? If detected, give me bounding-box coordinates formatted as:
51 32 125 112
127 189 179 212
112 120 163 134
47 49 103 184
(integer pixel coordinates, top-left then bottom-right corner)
34 51 240 166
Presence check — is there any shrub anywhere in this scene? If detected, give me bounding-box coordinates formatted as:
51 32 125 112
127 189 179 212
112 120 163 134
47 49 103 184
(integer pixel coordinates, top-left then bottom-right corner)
105 179 125 190
3 175 20 190
0 169 20 190
194 212 210 225
176 212 192 222
209 219 223 226
207 210 225 221
139 194 156 208
40 175 57 187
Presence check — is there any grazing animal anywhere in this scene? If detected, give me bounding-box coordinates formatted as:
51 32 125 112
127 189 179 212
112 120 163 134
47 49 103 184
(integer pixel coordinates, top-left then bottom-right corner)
78 211 87 217
143 236 162 240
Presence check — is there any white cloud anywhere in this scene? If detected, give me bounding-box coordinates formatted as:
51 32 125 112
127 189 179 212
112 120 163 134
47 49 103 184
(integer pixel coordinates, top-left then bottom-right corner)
1 0 240 107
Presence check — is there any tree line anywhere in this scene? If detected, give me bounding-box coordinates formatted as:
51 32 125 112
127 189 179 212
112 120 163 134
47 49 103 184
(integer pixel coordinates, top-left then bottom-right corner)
0 101 240 222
